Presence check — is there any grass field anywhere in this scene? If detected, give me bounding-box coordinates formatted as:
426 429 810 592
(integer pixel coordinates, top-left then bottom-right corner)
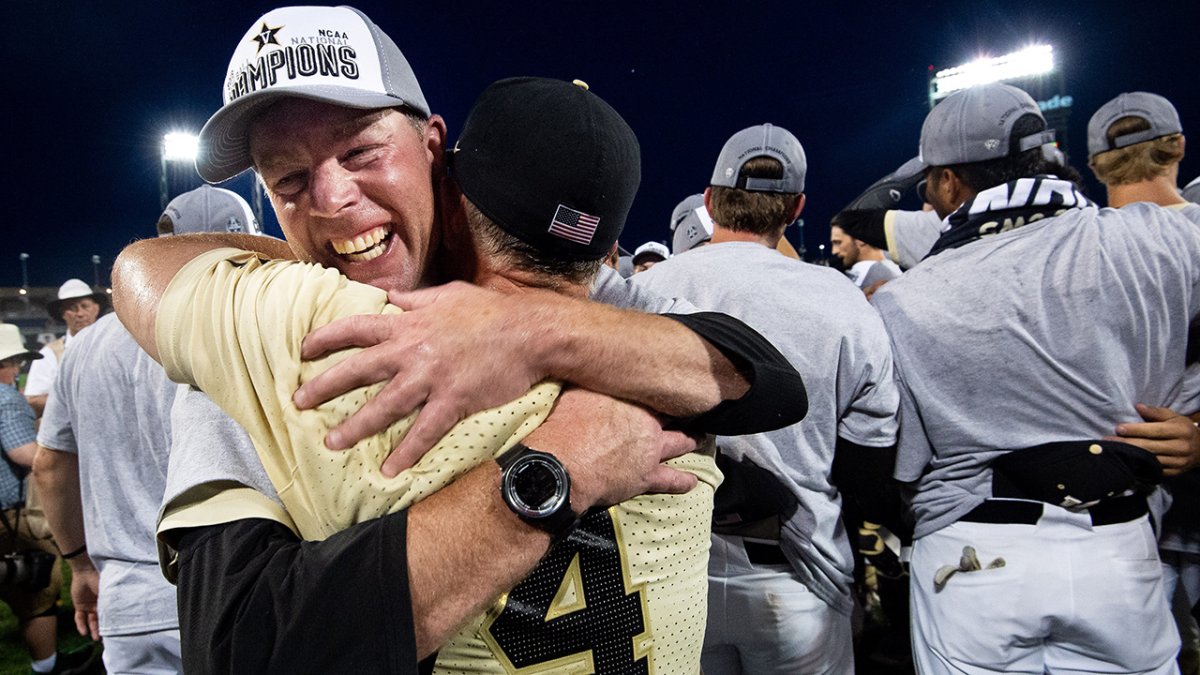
0 563 99 675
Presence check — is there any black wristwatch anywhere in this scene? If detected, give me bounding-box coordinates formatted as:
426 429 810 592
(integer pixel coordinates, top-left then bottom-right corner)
496 443 579 541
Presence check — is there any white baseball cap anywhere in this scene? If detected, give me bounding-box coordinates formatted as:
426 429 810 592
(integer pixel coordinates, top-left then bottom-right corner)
632 241 670 265
196 5 430 183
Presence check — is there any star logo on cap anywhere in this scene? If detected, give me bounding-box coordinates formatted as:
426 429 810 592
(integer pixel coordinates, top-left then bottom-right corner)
251 22 282 54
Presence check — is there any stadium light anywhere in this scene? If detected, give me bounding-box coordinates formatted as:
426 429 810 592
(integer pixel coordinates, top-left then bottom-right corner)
162 131 199 162
931 45 1055 102
160 130 200 209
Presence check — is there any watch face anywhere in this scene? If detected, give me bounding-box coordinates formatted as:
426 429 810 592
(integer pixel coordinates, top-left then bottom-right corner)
507 456 567 517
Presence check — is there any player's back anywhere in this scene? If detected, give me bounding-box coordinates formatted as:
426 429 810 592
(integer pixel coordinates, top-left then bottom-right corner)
873 202 1200 534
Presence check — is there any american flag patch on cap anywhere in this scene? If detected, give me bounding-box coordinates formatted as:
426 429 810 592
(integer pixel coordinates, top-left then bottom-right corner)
548 204 600 245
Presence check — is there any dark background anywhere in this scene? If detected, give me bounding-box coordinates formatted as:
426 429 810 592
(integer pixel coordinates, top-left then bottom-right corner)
6 0 1199 286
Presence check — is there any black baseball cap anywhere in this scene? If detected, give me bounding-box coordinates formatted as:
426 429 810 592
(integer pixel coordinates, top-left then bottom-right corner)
448 77 640 260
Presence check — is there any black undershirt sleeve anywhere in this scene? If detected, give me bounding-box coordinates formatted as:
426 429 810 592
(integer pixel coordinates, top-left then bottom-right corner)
175 514 418 675
831 436 912 543
661 312 807 436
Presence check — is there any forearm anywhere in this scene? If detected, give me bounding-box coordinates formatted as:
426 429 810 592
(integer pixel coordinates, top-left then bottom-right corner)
31 447 88 558
174 466 553 669
24 395 46 417
407 461 551 656
528 293 746 418
112 233 294 359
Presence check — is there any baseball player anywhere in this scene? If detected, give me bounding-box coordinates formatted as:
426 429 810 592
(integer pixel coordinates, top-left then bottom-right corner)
631 241 670 272
872 82 1196 674
634 123 899 674
829 216 901 290
1088 90 1200 653
32 185 262 673
1087 91 1193 214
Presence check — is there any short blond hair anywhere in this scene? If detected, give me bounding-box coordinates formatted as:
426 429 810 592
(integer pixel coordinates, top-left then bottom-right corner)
1089 116 1184 186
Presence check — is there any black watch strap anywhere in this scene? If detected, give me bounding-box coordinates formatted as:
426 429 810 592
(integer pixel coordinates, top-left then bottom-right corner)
496 444 579 541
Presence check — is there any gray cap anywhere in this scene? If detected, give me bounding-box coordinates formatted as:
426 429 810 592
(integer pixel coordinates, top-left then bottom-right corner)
918 83 1055 167
158 185 263 237
1183 175 1200 204
710 124 806 193
669 194 713 254
196 5 430 183
1086 92 1183 158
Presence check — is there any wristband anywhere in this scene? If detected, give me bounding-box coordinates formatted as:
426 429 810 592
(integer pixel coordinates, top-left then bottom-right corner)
61 544 87 560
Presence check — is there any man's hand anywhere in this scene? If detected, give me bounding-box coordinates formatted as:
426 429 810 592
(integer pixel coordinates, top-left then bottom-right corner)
1108 403 1200 477
522 388 699 510
69 562 101 641
294 282 549 476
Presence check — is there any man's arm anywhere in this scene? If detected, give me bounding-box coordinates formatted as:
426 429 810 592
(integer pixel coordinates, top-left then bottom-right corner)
111 233 295 360
172 389 697 671
31 446 100 639
4 440 36 468
293 281 804 474
24 395 47 418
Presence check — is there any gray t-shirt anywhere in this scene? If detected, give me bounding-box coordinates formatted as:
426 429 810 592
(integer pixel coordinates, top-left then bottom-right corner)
37 314 179 636
632 241 899 616
159 384 281 521
873 203 1200 538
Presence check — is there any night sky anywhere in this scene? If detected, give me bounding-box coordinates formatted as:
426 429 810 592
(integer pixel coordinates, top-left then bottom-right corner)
6 1 1199 287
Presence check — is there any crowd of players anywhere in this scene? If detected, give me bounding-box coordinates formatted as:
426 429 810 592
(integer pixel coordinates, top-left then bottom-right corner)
0 4 1198 675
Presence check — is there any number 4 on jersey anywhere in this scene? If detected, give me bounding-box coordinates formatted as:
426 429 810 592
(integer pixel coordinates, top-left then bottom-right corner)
483 509 652 673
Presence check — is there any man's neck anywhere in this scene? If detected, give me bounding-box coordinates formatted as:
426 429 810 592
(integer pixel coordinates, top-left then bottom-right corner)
1106 175 1186 208
710 225 782 249
473 265 590 300
858 247 885 262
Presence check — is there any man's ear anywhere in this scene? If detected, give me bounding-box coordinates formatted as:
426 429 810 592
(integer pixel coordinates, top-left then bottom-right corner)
425 114 448 168
788 193 806 224
931 167 970 214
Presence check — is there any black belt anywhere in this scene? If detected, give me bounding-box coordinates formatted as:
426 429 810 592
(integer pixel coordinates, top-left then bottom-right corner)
960 495 1147 527
743 540 788 565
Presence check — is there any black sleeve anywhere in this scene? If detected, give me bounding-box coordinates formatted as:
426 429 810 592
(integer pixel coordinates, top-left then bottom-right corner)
175 514 418 675
661 311 807 436
831 436 912 543
832 209 889 251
